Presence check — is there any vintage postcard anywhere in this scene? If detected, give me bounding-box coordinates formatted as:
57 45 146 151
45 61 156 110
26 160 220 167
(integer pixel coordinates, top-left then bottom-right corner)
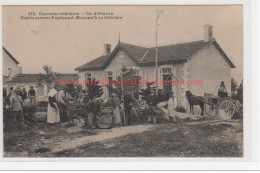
2 5 243 158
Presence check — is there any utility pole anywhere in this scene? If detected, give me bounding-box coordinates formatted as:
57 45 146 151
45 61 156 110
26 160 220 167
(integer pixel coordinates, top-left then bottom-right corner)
155 9 163 95
120 69 126 126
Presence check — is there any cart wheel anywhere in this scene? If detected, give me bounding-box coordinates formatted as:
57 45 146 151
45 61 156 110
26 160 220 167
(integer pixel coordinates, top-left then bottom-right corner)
205 104 217 117
219 100 235 120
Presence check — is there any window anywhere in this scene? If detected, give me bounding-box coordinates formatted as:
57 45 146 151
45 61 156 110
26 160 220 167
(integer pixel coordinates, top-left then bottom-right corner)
162 68 171 74
106 71 113 85
134 70 139 76
107 71 113 77
85 73 92 82
7 68 12 76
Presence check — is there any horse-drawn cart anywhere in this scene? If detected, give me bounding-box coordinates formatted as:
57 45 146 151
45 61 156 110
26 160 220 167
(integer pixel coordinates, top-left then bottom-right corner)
204 93 241 120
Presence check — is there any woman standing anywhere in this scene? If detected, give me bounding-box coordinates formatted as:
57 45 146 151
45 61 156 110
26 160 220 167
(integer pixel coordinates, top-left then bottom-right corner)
168 91 177 123
111 93 121 125
47 82 60 124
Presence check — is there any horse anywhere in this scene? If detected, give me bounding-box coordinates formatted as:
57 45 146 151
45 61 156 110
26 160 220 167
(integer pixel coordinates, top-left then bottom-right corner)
185 91 205 116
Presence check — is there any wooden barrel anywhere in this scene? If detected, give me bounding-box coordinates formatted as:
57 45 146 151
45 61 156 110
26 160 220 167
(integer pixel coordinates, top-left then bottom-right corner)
98 107 113 129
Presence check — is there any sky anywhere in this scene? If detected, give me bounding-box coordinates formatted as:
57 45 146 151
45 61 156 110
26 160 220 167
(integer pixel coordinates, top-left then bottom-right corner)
2 5 243 83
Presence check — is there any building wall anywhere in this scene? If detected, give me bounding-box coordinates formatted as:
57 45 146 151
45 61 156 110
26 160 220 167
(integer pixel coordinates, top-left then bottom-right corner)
78 49 186 104
186 44 232 113
2 49 20 77
187 44 232 95
78 50 137 98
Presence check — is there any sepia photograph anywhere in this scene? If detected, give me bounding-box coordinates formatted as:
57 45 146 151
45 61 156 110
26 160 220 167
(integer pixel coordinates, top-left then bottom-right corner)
2 5 243 158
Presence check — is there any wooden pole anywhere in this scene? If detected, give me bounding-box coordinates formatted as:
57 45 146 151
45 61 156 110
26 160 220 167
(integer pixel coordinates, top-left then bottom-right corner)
155 10 163 96
155 10 159 95
120 72 126 126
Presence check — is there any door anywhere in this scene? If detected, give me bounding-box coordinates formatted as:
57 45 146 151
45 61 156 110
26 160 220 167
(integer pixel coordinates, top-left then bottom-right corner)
163 74 172 94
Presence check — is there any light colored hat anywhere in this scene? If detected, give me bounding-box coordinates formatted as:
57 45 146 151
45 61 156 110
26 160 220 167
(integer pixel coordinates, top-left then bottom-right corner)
15 87 21 92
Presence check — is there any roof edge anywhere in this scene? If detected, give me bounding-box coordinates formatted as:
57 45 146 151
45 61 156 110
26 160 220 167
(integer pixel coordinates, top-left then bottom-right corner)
2 47 20 64
212 41 236 68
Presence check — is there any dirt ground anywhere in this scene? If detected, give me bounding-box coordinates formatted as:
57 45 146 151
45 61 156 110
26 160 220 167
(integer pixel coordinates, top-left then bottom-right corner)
4 116 243 157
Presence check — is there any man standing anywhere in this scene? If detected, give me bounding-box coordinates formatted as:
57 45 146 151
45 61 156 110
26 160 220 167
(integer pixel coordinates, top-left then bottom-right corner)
147 88 159 124
9 88 26 129
84 98 102 128
21 88 27 101
123 93 139 125
28 86 36 105
79 89 89 105
57 86 69 122
7 87 13 97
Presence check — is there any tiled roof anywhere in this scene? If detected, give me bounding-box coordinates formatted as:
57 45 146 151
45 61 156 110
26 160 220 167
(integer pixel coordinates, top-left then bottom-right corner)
7 73 78 83
75 55 110 71
140 40 208 64
120 42 148 62
75 40 235 71
3 47 19 64
75 42 148 71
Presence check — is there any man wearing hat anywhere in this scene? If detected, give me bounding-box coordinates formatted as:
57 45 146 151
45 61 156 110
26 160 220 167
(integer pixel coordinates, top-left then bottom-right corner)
9 87 26 129
79 89 89 105
57 85 69 122
21 88 28 101
218 81 228 98
123 92 140 125
146 87 159 124
28 86 36 105
84 97 102 128
7 86 13 97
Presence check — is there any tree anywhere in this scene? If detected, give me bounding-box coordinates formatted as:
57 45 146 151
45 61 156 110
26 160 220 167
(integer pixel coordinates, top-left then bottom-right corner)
231 77 238 99
237 79 243 104
37 65 59 92
86 78 103 99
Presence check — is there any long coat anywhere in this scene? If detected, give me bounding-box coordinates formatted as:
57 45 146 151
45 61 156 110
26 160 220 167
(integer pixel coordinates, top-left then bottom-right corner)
168 97 176 118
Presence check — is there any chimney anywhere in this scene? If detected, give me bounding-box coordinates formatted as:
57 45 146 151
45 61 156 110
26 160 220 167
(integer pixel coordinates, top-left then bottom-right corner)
103 44 111 55
204 25 213 42
8 68 12 77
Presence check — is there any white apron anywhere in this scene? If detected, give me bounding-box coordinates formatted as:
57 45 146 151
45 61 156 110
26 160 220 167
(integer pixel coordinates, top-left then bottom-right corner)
168 97 176 118
47 88 60 124
113 106 121 125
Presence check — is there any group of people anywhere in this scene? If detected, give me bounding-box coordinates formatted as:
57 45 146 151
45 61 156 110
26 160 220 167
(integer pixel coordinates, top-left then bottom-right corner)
146 88 177 124
5 86 37 129
6 81 178 130
80 92 122 128
78 87 178 129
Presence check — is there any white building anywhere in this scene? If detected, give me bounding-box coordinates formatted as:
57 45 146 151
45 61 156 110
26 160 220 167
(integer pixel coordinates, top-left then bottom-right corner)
75 25 235 110
2 47 22 86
